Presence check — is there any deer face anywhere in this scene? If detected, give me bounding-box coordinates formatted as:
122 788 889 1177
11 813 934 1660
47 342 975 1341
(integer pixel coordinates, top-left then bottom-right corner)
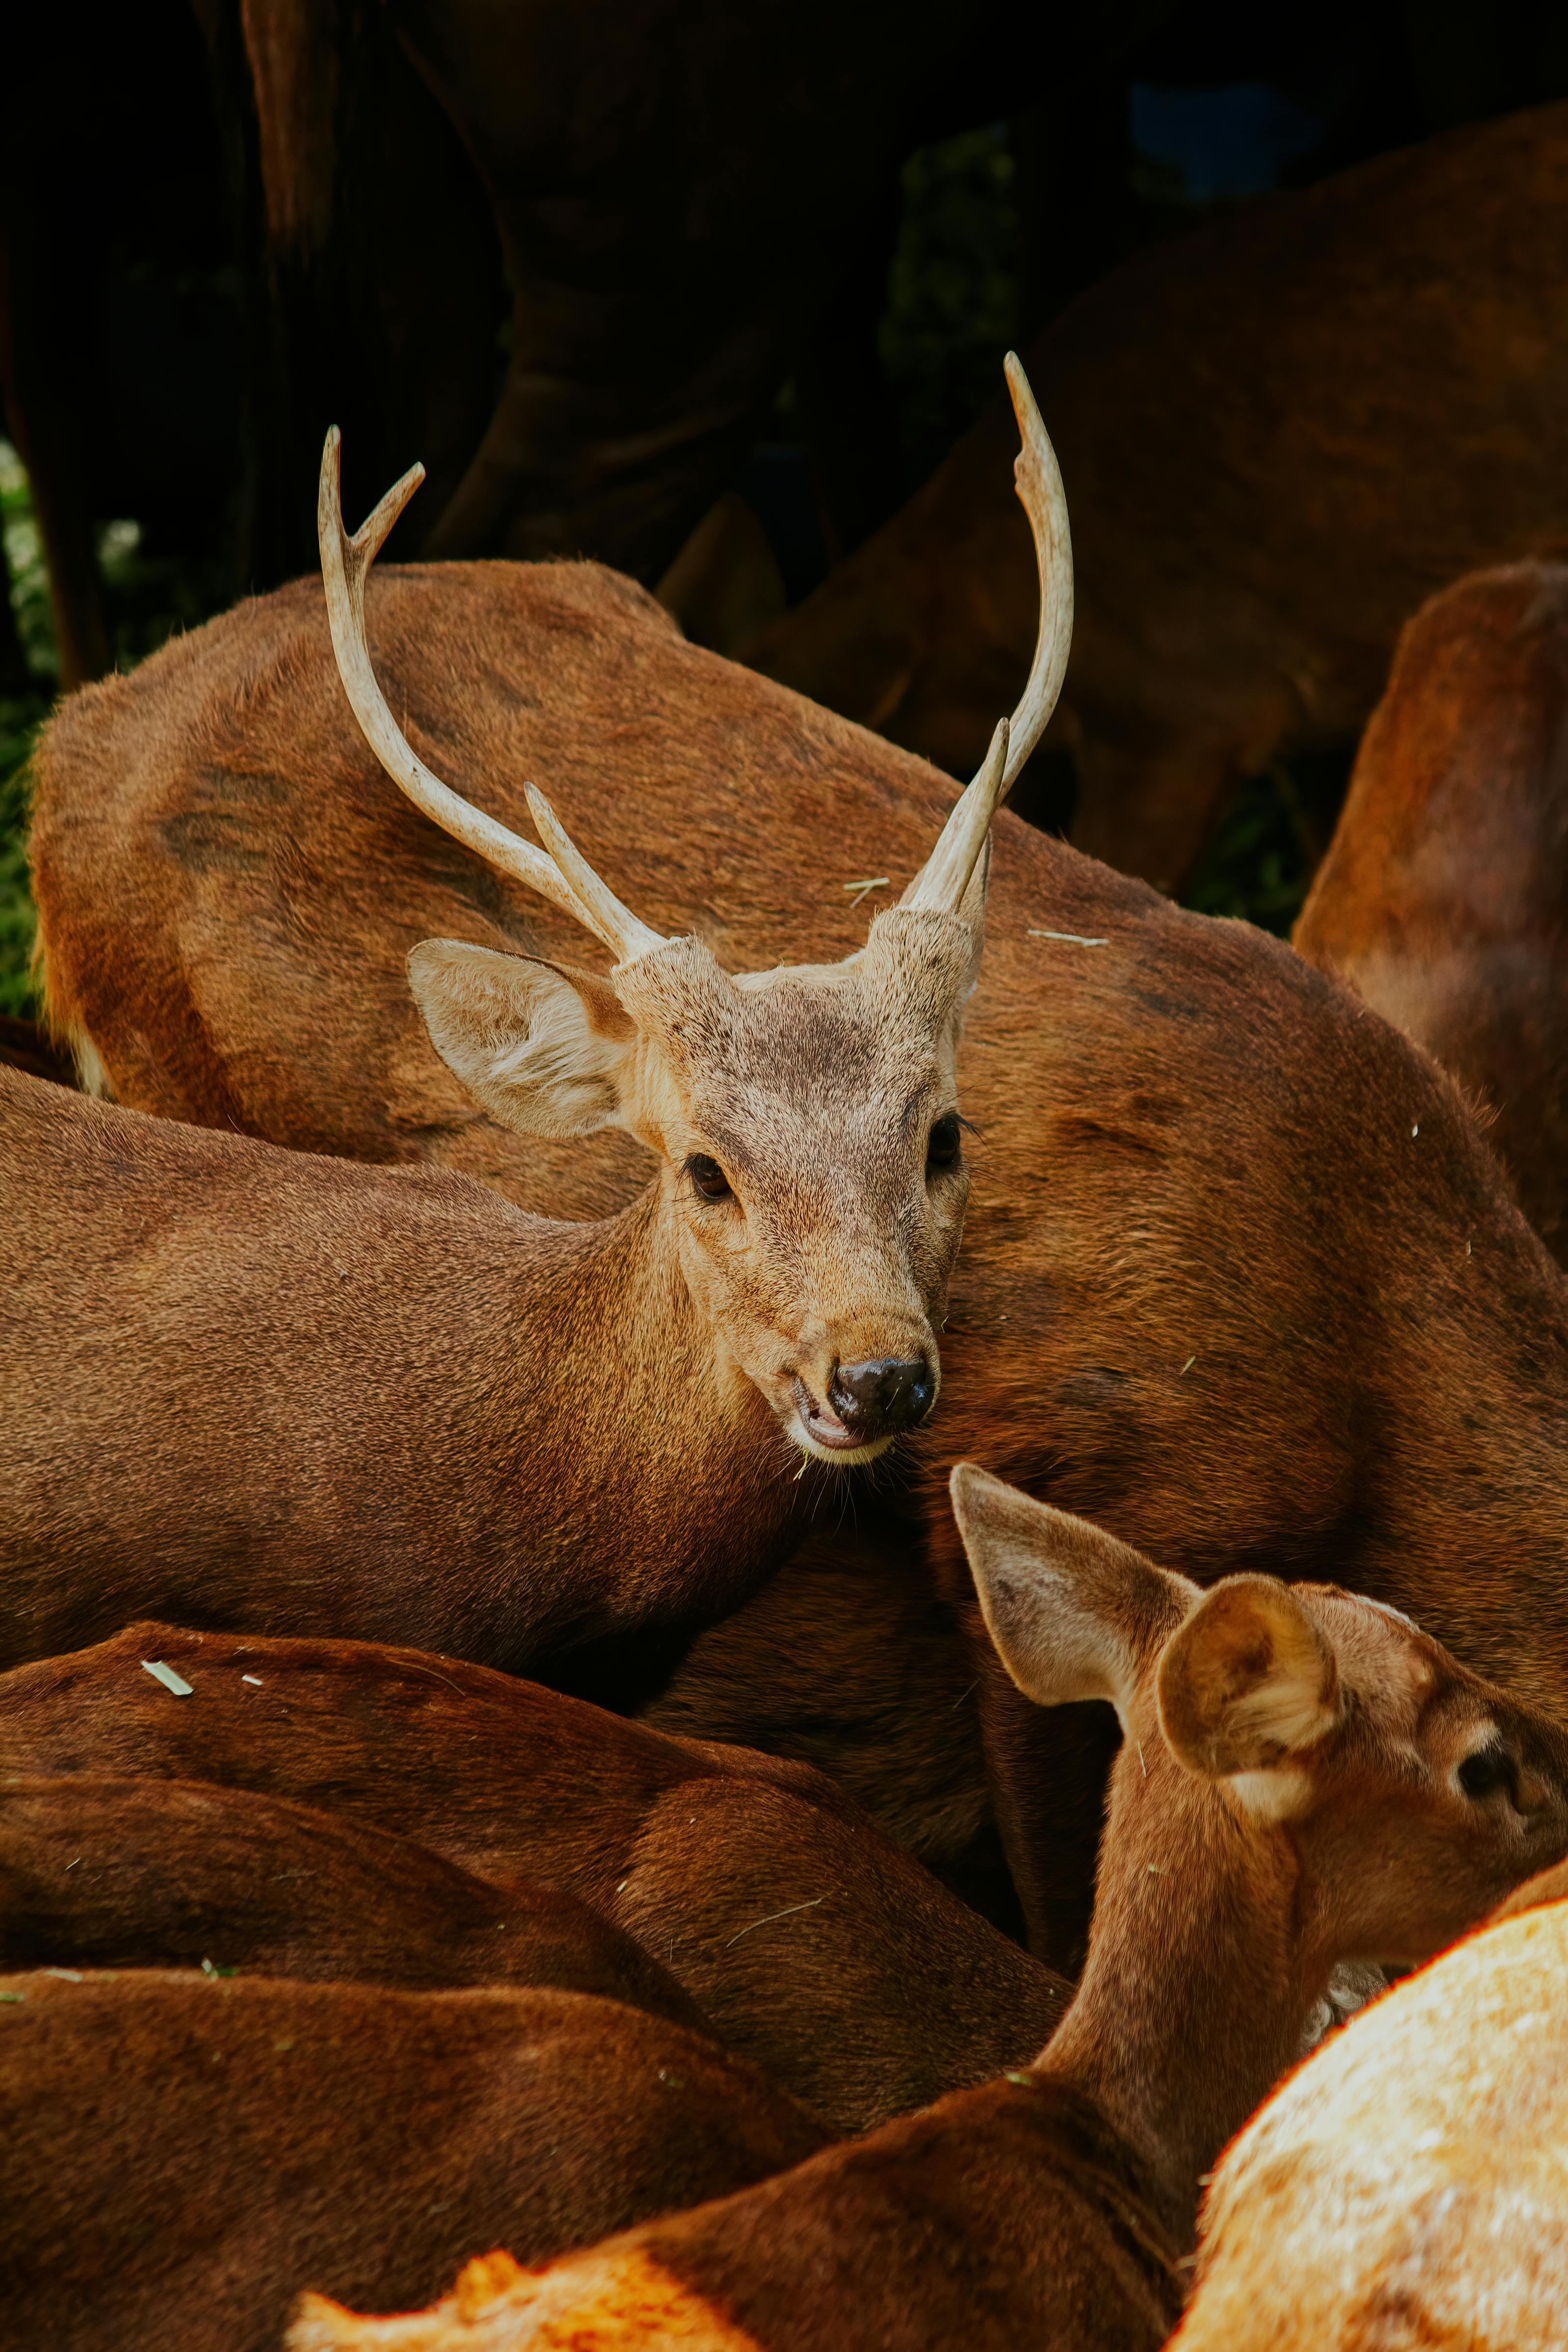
410 906 981 1463
950 1466 1568 1966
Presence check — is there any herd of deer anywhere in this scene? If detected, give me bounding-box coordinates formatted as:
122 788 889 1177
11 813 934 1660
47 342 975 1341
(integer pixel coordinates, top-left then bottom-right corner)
6 344 1568 2351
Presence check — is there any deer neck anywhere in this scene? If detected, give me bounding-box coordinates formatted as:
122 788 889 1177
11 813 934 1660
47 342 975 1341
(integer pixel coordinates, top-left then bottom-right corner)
1035 1745 1315 2250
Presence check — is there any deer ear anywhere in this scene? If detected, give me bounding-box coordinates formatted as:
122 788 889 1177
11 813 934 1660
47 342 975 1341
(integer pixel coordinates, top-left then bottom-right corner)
950 1464 1179 1728
408 938 639 1139
1158 1577 1340 1807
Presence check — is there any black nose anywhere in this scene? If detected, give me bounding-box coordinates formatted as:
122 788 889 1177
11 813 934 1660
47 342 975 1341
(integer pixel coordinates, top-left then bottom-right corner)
828 1355 935 1442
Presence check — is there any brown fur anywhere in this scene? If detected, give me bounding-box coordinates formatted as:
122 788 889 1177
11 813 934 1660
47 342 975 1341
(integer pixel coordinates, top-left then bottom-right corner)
1296 559 1568 1262
0 1774 700 2025
0 1968 824 2352
744 104 1568 891
0 1622 1067 2134
288 1482 1568 2352
30 544 1568 1970
1170 1903 1568 2350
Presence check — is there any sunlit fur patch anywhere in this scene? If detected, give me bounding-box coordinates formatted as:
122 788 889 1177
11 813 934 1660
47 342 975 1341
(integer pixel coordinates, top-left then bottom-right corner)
289 2244 764 2351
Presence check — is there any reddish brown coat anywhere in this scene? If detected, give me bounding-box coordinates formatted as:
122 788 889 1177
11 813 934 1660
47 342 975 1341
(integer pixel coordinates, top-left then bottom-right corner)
0 1623 1066 2133
0 1969 824 2352
1296 559 1568 1262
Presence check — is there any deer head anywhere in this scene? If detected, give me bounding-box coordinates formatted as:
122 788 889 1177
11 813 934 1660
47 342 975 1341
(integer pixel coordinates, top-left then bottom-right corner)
317 360 1072 1465
951 1464 1568 1967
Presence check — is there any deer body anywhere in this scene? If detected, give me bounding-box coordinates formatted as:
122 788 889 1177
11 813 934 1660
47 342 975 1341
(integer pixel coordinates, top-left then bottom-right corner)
3 1067 796 1679
292 1467 1568 2352
1296 558 1568 1264
0 1621 1068 2133
1172 1901 1568 2351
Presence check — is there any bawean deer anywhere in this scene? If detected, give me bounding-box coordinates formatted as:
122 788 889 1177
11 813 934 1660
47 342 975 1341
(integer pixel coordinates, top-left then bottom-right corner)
287 1462 1568 2352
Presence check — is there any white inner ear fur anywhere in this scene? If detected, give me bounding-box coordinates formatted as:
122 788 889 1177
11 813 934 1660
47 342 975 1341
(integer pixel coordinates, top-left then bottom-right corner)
1223 1765 1315 1823
971 1542 1139 1729
408 938 637 1140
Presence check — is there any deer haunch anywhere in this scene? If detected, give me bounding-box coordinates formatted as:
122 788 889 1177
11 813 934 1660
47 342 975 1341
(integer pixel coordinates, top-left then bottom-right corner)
1295 558 1568 1265
287 1469 1568 2352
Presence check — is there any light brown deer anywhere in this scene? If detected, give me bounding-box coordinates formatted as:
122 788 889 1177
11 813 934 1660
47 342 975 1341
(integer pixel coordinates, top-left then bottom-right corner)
2 371 1070 1690
1295 558 1568 1264
1170 1898 1568 2351
30 351 1568 1972
289 1461 1568 2352
0 1620 1067 2134
0 1967 826 2352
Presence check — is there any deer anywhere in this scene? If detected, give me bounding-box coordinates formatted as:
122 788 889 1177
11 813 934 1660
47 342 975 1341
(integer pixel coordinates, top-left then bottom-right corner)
0 1965 827 2352
0 1774 710 2026
2 363 1072 1696
0 1620 1068 2135
1295 557 1568 1266
29 349 1568 1977
288 1460 1568 2352
1170 1897 1568 2351
740 102 1568 892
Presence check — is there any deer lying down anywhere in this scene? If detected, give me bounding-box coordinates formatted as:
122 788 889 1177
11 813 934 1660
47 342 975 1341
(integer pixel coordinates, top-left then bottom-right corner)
1170 1900 1568 2351
1295 558 1568 1265
0 1970 825 2352
0 1775 701 2025
0 1624 1067 2135
290 1463 1568 2352
3 396 1070 1692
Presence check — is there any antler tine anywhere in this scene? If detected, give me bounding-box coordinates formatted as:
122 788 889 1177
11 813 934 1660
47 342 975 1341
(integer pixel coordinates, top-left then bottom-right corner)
524 787 665 966
316 428 604 941
901 354 1073 916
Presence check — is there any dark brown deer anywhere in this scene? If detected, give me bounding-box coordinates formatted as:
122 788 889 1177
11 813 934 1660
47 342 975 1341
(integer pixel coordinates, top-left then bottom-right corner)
0 1775 703 2025
1169 1899 1568 2351
289 1462 1568 2352
1295 559 1568 1265
0 1622 1067 2134
743 103 1568 891
0 1967 825 2352
3 371 1071 1694
30 353 1568 1972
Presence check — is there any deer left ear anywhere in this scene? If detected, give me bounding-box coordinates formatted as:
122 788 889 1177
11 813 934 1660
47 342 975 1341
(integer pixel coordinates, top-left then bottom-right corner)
1158 1577 1341 1808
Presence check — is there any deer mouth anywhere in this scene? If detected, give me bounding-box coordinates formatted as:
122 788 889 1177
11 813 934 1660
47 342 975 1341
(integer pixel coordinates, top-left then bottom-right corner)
791 1376 864 1455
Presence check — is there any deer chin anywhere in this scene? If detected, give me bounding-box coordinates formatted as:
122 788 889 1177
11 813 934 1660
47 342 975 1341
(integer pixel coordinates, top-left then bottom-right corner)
787 1375 892 1466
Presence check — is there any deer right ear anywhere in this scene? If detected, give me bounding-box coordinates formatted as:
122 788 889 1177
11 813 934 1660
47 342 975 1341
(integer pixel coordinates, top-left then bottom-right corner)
1158 1577 1340 1804
950 1465 1178 1728
408 938 639 1139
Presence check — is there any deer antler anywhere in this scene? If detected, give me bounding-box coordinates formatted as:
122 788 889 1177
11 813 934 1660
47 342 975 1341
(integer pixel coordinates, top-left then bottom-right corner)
317 428 666 966
901 354 1073 916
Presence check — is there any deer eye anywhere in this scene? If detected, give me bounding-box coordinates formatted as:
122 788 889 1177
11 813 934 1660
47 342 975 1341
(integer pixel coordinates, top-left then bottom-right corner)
926 1112 964 1177
685 1154 733 1204
1457 1744 1517 1804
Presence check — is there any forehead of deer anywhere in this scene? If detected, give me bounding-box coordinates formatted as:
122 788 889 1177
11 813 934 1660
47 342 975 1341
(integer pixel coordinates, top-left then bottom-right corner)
613 919 970 1102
